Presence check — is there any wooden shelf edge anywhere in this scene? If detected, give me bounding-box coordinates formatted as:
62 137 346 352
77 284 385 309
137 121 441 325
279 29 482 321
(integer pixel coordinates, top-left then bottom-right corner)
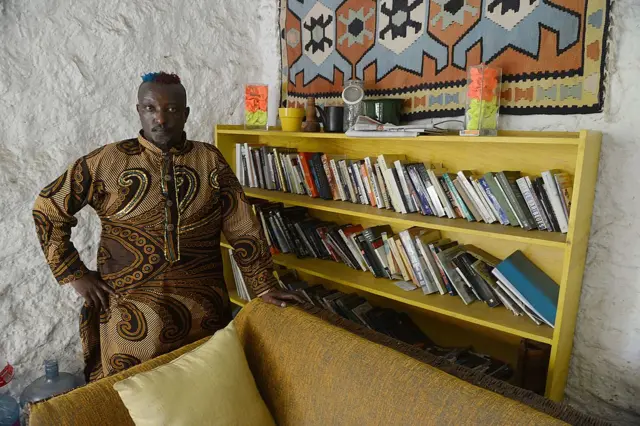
215 126 581 145
243 187 567 248
220 241 552 344
228 289 248 307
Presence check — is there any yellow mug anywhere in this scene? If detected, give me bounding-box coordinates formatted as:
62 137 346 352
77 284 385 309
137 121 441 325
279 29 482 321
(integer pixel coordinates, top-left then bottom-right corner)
279 108 305 132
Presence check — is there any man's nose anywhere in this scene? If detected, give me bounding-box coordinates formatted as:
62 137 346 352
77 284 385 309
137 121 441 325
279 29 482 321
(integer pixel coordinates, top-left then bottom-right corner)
154 111 166 126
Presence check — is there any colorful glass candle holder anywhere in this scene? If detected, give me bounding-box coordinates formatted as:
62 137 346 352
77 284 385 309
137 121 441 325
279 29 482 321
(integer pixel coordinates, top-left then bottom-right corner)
461 65 501 137
245 84 268 130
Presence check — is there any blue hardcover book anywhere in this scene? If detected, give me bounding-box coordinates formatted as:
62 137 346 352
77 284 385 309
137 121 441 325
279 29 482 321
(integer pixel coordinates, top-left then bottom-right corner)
495 251 559 326
479 178 510 225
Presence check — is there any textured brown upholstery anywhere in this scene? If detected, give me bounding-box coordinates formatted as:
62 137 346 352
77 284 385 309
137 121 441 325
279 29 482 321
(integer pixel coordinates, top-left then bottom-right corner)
30 300 605 426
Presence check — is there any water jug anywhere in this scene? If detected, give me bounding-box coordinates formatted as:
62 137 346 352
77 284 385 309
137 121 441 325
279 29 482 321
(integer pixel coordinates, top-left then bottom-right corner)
19 360 79 408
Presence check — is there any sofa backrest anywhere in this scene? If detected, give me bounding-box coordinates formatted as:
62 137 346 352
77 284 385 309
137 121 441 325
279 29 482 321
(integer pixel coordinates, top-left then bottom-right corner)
234 301 597 426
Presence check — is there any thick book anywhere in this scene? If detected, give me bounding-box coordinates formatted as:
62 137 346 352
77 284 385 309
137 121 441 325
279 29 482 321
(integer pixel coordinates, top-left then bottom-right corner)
406 165 433 216
388 235 411 281
394 161 418 212
522 176 551 231
415 164 442 216
453 178 481 222
462 244 501 268
456 253 500 307
400 227 437 293
321 154 338 200
494 250 559 327
554 172 573 222
383 168 406 213
329 158 347 201
496 171 535 230
414 230 445 294
359 161 376 207
443 173 473 220
311 153 332 200
374 163 391 209
395 237 418 285
541 170 568 233
427 168 455 218
436 246 476 304
457 171 494 223
533 177 560 232
364 157 383 208
472 179 498 224
339 225 368 272
338 160 357 203
298 152 320 198
355 233 385 277
439 176 463 218
478 177 509 225
482 172 517 226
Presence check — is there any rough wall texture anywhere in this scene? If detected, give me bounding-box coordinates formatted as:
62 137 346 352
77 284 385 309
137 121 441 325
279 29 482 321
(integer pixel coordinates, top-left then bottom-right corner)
0 0 280 396
1 0 638 424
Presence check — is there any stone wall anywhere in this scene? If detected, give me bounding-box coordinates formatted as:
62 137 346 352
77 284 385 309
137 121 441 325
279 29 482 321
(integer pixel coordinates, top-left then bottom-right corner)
1 0 639 423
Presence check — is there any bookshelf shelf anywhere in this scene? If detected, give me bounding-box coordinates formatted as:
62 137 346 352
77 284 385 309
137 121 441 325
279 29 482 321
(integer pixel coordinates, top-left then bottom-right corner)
215 125 601 402
243 187 567 248
221 240 551 343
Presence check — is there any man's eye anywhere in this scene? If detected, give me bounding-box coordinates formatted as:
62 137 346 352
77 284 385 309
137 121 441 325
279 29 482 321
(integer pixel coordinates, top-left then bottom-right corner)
145 106 155 112
168 107 177 113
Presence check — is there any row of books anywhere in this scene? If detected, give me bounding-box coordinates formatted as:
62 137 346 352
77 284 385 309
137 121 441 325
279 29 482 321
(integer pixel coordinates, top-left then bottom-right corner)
235 143 573 233
251 201 559 327
227 258 512 380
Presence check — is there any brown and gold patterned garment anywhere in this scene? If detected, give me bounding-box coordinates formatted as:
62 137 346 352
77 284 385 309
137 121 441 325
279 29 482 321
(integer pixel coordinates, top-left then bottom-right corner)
33 133 276 382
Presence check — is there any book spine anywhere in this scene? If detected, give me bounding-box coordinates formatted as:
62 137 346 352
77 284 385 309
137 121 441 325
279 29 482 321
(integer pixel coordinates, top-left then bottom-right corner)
427 186 445 217
330 159 346 201
457 171 491 222
542 171 568 233
299 154 319 197
339 229 368 271
453 178 480 222
235 144 243 185
534 178 560 232
429 170 455 218
416 238 446 295
554 174 572 221
443 174 472 220
479 178 509 225
394 161 417 212
416 165 441 216
497 172 533 229
429 245 455 295
407 167 432 215
383 168 405 213
389 238 410 281
375 163 391 209
399 231 430 290
353 163 369 204
472 179 497 223
342 161 358 203
365 157 383 208
527 176 551 230
360 162 376 207
322 154 339 200
396 239 419 286
312 154 332 199
439 176 462 218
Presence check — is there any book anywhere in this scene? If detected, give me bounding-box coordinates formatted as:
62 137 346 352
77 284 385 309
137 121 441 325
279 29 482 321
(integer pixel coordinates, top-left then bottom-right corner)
554 172 573 221
364 157 383 208
374 163 391 209
443 173 473 220
496 171 535 230
400 227 438 294
533 177 560 232
321 154 339 200
436 245 476 304
463 245 501 268
359 161 376 207
394 161 418 212
478 177 509 225
472 178 498 223
453 178 481 222
455 253 500 307
516 177 547 230
483 172 519 226
395 237 419 286
406 165 433 216
414 231 446 294
383 168 406 213
457 171 494 223
428 240 457 295
311 153 332 200
427 168 455 218
493 250 560 327
388 235 411 281
541 170 569 233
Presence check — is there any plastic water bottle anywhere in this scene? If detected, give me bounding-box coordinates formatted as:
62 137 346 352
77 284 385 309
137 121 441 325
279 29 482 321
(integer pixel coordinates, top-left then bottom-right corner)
20 360 79 408
0 360 20 426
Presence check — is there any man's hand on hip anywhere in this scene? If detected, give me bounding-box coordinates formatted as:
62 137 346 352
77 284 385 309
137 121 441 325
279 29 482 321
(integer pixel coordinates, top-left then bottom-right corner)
70 271 118 312
260 289 306 308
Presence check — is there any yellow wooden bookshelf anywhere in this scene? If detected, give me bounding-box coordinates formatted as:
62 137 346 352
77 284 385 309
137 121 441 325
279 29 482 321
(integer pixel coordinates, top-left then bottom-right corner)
215 125 601 402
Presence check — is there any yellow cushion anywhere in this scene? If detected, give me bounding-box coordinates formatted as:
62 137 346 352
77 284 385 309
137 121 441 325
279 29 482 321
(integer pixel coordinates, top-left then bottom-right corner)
113 321 275 426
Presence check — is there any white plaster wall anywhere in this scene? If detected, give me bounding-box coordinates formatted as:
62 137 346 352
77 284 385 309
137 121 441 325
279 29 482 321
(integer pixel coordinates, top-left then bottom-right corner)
0 0 280 397
1 0 639 423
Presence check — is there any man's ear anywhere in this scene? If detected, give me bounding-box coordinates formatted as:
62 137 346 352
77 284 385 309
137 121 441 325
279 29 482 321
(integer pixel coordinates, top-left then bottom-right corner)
136 104 142 114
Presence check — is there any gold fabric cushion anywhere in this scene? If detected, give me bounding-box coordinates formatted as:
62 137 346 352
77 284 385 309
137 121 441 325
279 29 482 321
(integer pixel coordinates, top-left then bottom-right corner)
235 301 566 426
113 321 275 426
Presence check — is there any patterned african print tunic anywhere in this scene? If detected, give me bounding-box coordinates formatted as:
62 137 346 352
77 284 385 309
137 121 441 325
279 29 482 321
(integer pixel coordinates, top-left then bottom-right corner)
33 133 276 381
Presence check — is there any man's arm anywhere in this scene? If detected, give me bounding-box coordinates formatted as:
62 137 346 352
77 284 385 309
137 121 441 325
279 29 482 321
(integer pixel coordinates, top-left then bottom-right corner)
33 156 115 310
218 154 305 307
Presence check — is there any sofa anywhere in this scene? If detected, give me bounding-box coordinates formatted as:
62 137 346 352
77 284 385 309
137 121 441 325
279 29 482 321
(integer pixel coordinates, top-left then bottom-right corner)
29 300 605 425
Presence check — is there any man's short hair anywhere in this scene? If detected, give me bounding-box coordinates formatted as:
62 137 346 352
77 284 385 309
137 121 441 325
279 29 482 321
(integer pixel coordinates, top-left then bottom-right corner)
141 72 181 84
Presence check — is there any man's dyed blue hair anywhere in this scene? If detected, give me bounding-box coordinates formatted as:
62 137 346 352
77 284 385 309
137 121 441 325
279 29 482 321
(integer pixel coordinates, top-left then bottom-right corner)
141 72 181 84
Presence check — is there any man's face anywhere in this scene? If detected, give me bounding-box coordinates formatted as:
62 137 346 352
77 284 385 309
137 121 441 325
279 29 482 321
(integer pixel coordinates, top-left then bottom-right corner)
136 83 190 150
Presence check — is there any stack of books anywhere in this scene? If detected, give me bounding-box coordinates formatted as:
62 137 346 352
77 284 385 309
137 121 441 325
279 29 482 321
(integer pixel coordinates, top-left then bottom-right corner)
249 201 560 327
235 143 574 233
228 249 252 302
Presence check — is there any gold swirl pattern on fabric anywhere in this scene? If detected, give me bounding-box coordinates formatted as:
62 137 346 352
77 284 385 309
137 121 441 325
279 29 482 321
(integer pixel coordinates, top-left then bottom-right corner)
39 174 66 198
117 302 148 341
114 169 150 219
175 166 198 213
109 353 141 373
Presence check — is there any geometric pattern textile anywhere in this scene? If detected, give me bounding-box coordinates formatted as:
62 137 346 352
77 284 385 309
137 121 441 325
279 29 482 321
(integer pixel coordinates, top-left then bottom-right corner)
33 133 277 382
280 0 612 119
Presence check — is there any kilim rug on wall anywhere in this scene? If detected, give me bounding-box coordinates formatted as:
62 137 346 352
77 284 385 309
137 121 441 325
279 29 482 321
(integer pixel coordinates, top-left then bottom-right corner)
279 0 612 119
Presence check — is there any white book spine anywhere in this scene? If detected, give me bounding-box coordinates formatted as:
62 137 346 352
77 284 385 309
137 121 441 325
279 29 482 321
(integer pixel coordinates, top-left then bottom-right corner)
427 186 446 217
428 169 455 218
492 269 552 327
353 163 369 204
365 157 383 208
476 179 502 224
395 161 417 212
341 161 357 203
416 238 446 294
496 178 524 227
330 160 347 201
472 179 497 223
375 163 391 209
542 171 568 232
235 144 243 185
383 168 406 213
339 229 368 272
400 231 435 292
458 171 491 222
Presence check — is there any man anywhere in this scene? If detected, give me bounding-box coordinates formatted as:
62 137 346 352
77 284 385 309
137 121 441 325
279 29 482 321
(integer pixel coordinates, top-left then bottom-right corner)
33 72 304 382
